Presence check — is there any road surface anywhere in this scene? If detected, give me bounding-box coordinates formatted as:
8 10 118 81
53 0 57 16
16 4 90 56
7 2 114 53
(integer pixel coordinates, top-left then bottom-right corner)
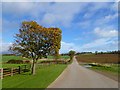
48 57 118 88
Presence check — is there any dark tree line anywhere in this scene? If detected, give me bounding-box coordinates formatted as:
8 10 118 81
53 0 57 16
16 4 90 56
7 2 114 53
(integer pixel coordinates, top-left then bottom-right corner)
61 50 120 56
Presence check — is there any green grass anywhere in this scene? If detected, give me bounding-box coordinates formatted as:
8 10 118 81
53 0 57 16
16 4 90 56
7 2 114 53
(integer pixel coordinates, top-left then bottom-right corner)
2 55 69 63
2 64 67 88
47 55 69 60
2 56 30 63
61 55 69 59
47 56 54 59
90 64 120 75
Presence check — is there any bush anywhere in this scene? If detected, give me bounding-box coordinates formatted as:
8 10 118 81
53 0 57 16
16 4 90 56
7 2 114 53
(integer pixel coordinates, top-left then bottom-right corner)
23 69 30 72
7 59 23 64
40 60 68 64
24 60 30 64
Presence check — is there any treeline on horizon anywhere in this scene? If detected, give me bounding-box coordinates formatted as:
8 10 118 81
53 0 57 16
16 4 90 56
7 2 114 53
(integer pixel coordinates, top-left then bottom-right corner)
61 50 120 56
2 50 120 56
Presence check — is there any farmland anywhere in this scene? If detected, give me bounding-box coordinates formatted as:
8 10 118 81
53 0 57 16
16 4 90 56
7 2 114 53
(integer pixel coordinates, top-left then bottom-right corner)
76 54 119 64
2 55 69 63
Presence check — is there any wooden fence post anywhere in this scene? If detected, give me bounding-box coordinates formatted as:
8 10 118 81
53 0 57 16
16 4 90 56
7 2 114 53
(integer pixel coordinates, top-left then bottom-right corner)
0 68 3 79
24 65 27 72
11 68 13 76
18 66 21 74
25 65 27 69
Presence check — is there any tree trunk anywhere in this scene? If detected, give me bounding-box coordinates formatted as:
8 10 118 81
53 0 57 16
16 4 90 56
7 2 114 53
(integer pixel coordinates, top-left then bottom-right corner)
70 56 72 60
31 59 36 75
55 50 59 64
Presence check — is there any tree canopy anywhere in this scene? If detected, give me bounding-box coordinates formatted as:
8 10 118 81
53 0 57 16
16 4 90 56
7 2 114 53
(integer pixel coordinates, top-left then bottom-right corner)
69 50 76 60
10 21 62 75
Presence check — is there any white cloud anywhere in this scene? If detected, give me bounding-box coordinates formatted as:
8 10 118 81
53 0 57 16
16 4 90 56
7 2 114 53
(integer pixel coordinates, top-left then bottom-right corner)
79 27 118 51
77 3 118 31
77 20 91 29
60 41 80 53
3 2 85 27
83 3 114 19
3 2 118 28
1 39 118 54
60 41 74 53
95 13 118 26
1 43 12 54
60 37 118 53
94 27 118 38
41 3 85 27
42 13 56 25
0 39 12 54
83 3 118 27
60 27 118 53
81 38 115 49
111 2 118 12
82 38 118 51
3 2 44 17
104 13 118 20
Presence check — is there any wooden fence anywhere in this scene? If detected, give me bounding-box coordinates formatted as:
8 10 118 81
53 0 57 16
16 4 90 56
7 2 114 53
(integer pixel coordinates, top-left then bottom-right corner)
0 60 70 79
0 65 30 79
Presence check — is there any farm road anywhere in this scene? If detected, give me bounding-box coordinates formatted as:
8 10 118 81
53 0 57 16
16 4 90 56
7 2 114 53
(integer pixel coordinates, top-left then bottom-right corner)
47 57 118 88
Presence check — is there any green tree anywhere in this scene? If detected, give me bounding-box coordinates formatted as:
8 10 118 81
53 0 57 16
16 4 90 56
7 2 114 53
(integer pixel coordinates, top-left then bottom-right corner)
49 27 62 61
95 51 98 55
10 21 62 75
69 50 76 61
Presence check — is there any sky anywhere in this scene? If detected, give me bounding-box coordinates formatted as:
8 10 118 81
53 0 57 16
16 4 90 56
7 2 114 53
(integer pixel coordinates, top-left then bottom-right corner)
0 1 119 54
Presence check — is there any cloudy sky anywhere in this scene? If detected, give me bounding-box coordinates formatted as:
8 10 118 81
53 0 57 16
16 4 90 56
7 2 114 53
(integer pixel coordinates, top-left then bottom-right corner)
1 1 119 54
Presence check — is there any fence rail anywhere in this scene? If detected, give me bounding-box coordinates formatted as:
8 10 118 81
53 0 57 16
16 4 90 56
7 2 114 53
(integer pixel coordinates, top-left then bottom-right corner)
0 65 30 79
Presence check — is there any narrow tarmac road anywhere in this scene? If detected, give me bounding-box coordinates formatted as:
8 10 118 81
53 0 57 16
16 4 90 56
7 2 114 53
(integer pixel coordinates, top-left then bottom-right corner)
48 57 118 88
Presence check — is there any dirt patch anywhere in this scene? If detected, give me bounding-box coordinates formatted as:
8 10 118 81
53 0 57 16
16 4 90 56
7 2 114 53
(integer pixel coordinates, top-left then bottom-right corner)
76 54 119 64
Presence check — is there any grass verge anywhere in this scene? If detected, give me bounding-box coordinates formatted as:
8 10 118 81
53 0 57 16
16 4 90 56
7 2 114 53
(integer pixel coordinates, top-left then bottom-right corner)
89 64 120 75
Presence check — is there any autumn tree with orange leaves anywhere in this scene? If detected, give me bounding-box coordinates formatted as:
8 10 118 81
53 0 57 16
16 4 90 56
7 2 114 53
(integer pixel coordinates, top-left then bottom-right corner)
10 21 62 75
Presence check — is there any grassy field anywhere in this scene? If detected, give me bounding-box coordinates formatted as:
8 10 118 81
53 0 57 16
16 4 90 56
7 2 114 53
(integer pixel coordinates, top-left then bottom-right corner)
2 55 30 63
47 55 69 60
90 64 119 74
2 55 69 63
76 54 119 63
2 64 67 88
61 55 70 59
